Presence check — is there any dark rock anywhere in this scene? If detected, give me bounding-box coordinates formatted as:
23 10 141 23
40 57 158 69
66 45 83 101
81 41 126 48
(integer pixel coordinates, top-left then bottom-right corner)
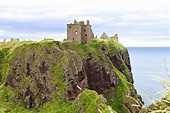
38 61 48 74
5 40 142 112
6 43 63 108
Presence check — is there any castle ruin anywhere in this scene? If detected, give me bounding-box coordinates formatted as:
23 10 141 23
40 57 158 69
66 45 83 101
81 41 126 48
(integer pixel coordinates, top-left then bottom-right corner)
67 20 94 43
100 32 118 42
10 38 20 42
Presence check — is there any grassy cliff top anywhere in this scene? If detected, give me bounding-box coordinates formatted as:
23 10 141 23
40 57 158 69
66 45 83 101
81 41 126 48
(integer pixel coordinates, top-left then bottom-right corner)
0 38 141 113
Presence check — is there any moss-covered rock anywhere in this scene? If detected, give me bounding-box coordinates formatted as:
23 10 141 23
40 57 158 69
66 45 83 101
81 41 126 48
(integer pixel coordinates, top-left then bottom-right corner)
66 90 116 113
0 39 143 112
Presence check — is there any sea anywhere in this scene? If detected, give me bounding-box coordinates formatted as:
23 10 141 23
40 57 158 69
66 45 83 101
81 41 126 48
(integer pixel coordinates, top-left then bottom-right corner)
127 47 170 105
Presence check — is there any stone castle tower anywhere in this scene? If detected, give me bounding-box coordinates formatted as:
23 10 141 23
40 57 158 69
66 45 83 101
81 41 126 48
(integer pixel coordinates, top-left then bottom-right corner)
67 20 94 43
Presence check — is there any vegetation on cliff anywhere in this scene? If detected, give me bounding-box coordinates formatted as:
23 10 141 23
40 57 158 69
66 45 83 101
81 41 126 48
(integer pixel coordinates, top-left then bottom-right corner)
0 39 143 113
140 67 170 113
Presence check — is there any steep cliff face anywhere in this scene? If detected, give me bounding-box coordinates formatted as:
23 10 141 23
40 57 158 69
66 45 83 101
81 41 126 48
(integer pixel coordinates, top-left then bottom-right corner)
0 39 143 112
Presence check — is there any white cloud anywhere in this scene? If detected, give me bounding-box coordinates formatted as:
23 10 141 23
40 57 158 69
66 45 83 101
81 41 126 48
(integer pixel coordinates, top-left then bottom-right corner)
0 0 169 46
120 36 170 47
1 0 169 18
115 22 129 26
0 30 4 34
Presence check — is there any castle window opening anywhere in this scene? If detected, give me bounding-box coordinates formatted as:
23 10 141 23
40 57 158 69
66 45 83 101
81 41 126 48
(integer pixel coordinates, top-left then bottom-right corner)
84 29 86 32
75 31 78 34
72 38 74 42
69 26 71 28
85 34 87 36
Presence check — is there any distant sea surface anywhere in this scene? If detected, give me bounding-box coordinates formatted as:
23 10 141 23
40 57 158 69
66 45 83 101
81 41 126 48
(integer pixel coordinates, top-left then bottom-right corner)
127 47 170 105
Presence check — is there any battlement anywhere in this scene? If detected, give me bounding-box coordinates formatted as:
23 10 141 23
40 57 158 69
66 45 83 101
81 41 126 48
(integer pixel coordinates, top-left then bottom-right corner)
70 19 90 26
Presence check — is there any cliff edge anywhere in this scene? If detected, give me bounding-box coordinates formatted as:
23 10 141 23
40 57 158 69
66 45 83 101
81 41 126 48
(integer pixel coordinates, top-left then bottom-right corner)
0 39 143 113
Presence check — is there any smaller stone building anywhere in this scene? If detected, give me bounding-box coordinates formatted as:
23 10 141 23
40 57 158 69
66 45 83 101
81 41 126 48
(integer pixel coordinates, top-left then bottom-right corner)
67 20 94 43
100 32 118 42
100 32 109 39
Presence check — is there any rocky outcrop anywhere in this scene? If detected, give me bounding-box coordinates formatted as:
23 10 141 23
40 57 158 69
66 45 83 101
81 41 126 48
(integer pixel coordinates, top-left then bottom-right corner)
65 50 120 101
0 39 143 112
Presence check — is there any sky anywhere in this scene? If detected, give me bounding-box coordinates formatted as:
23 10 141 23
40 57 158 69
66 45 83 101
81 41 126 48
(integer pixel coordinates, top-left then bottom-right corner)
0 0 170 47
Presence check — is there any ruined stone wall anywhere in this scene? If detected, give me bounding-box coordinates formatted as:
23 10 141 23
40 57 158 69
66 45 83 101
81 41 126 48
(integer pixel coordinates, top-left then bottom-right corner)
113 35 118 42
67 24 82 44
82 25 94 43
110 34 118 42
67 20 94 43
